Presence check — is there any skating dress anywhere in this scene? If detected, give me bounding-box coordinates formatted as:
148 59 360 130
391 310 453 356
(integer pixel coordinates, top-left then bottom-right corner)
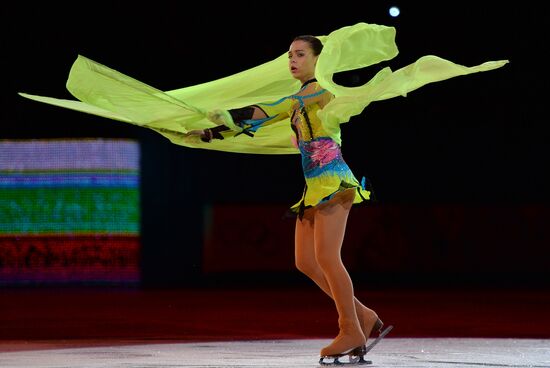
290 80 372 218
286 79 372 218
224 78 372 218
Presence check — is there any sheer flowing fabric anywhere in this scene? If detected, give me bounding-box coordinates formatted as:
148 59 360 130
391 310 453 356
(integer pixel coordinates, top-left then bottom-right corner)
19 22 508 154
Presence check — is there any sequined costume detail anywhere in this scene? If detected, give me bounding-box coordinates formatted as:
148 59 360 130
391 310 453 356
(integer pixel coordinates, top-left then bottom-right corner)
231 79 373 219
288 80 372 219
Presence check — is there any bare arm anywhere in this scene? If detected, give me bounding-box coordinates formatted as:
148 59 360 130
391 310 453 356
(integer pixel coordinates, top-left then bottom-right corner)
186 84 331 143
185 106 268 142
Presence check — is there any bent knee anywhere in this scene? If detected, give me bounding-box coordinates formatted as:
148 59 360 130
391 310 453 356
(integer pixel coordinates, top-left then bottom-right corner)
315 251 340 271
295 258 320 277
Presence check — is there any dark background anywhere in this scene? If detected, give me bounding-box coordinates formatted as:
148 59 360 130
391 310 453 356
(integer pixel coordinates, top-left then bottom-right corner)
3 2 549 289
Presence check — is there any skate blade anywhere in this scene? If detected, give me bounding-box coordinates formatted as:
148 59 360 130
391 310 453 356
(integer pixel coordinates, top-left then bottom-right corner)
319 346 372 366
319 355 372 366
364 324 393 355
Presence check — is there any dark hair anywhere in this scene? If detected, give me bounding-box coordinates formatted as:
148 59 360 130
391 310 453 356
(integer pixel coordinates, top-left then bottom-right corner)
292 35 323 56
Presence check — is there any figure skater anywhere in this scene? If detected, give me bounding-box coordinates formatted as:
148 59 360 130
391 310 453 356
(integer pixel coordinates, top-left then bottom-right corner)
185 35 391 365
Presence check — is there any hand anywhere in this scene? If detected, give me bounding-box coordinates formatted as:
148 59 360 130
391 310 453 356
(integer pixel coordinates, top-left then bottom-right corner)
184 129 212 142
184 129 206 137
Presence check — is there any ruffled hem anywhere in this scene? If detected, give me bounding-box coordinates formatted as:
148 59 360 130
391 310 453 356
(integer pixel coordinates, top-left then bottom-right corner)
284 177 376 220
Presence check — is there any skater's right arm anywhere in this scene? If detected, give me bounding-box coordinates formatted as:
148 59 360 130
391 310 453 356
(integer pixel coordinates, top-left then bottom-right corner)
188 103 289 142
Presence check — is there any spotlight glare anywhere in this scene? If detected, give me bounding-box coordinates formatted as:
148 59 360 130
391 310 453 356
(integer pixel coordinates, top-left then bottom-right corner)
389 6 400 17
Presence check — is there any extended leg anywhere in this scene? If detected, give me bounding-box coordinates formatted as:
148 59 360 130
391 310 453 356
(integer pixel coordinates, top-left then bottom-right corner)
295 209 381 342
314 189 366 357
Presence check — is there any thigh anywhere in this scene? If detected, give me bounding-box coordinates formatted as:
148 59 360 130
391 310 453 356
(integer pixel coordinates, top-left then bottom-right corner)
313 189 355 256
295 207 316 260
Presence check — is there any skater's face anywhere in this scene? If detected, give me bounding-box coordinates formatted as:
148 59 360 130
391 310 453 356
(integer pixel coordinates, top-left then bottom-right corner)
288 40 319 83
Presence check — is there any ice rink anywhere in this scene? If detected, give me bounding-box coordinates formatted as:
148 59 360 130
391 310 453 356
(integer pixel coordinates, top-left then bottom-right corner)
1 337 548 368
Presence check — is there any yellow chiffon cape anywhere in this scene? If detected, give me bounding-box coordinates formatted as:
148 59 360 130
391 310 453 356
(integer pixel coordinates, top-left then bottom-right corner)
19 22 508 154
